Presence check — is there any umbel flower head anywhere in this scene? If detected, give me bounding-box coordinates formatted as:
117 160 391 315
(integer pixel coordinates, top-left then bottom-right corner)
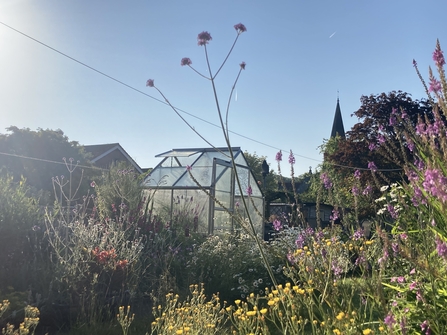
240 62 246 70
181 57 192 66
234 23 247 34
197 31 212 46
146 79 154 87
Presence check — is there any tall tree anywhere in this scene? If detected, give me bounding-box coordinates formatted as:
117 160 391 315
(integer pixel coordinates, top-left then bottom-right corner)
0 127 96 201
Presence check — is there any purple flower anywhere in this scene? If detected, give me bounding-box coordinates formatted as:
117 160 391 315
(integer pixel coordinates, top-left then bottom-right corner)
362 185 372 195
407 139 414 152
90 181 96 188
246 185 253 196
387 204 398 219
181 57 192 66
433 43 445 67
368 161 377 172
186 165 192 171
354 169 361 179
401 110 408 119
352 185 359 196
197 31 212 46
368 142 376 151
235 201 240 208
320 172 332 189
436 236 447 258
275 151 282 162
389 115 396 126
421 320 431 335
409 281 417 290
429 77 442 93
239 61 246 70
378 134 386 144
288 151 295 165
384 313 396 329
234 23 247 33
146 79 154 87
330 209 339 221
352 229 364 240
273 219 282 231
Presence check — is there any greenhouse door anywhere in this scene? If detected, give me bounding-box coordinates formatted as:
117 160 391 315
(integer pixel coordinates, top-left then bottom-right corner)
209 158 235 234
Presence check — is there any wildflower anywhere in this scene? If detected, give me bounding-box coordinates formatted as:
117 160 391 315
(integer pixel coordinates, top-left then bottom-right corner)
362 185 372 195
288 151 295 165
421 320 430 335
363 329 373 335
429 77 442 93
273 219 282 231
368 161 377 172
197 31 212 46
90 181 96 188
146 79 154 87
320 172 332 189
389 115 396 126
181 57 192 66
330 209 339 221
368 142 376 151
433 41 445 67
234 23 247 33
275 151 282 162
384 313 396 329
435 236 447 258
239 61 246 70
352 185 359 196
246 185 252 196
354 169 361 179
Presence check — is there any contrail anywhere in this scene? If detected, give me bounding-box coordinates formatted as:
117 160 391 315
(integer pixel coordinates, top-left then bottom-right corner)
329 31 336 38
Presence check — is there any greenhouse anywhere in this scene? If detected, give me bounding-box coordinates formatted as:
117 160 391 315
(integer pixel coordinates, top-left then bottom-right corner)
142 147 264 235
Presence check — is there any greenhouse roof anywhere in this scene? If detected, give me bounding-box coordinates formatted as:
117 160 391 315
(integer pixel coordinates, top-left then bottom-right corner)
142 147 262 197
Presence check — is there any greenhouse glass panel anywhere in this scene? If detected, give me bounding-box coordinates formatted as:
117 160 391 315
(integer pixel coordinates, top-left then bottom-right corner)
143 147 264 235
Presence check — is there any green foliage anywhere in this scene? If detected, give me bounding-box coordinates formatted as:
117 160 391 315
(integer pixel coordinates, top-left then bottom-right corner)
243 151 278 192
0 126 96 202
0 175 43 290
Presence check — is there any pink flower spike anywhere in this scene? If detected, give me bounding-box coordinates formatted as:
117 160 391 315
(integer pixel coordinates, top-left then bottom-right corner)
146 79 154 87
433 41 445 67
240 61 246 70
234 23 247 33
181 57 192 66
275 151 282 162
197 31 212 46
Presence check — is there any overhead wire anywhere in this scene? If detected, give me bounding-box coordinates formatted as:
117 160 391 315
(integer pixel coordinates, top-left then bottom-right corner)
0 21 403 173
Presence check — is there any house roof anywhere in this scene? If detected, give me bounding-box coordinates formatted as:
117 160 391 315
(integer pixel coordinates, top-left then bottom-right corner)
83 143 143 174
330 98 346 138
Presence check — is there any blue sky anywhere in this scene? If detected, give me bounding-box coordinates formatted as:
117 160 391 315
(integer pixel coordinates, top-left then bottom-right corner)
0 0 446 175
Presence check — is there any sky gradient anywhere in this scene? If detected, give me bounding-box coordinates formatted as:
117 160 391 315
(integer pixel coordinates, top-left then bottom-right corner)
1 1 446 175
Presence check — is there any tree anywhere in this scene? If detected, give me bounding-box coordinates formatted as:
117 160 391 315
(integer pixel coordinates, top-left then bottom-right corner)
243 151 278 193
324 91 434 219
0 127 96 201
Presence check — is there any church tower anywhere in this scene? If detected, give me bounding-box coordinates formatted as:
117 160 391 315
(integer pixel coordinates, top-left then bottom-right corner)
330 98 345 139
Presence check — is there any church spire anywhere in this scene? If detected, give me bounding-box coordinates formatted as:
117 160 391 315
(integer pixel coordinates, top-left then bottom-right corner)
330 97 345 138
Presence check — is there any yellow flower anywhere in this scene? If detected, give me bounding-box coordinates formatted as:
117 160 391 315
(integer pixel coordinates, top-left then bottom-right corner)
260 308 268 315
235 300 241 305
379 326 384 332
363 329 373 335
267 300 276 306
333 329 341 335
176 330 183 335
246 311 256 316
336 312 345 320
